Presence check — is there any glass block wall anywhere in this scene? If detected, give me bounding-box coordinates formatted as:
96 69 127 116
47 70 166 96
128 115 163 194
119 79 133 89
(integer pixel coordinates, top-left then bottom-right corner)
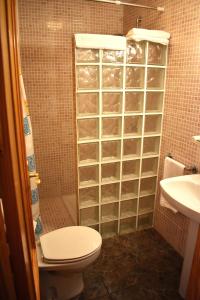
75 41 167 238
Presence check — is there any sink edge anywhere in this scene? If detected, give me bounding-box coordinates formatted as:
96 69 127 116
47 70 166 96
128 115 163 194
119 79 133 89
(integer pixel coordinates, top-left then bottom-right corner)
160 180 200 223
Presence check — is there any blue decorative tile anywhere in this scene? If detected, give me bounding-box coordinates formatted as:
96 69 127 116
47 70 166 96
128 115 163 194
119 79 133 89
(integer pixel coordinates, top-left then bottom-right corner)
24 116 31 135
31 188 39 204
35 216 43 235
27 154 36 172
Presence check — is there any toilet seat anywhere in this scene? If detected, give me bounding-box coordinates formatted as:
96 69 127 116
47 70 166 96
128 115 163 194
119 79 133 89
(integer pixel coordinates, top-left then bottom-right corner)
40 226 102 264
41 245 102 264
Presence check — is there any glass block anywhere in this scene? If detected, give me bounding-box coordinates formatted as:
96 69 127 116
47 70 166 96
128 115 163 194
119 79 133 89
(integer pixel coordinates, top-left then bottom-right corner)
102 140 121 161
141 157 158 177
101 183 119 203
148 43 166 66
102 50 124 63
77 93 99 116
138 212 153 230
80 206 99 226
79 165 99 186
120 217 136 234
139 195 155 214
102 162 120 183
144 115 162 135
126 67 145 88
101 202 119 222
140 177 157 196
101 221 118 239
143 137 160 156
122 160 140 180
79 143 99 164
121 180 139 200
125 92 144 113
147 68 165 89
102 93 122 114
102 117 121 138
78 118 99 140
146 92 163 113
76 48 99 63
77 66 99 89
124 116 142 136
123 138 141 159
126 40 145 64
102 66 123 89
79 186 99 208
120 199 137 218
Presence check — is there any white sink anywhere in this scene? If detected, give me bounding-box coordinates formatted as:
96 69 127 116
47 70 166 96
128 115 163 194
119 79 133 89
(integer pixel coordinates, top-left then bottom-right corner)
160 174 200 223
160 174 200 299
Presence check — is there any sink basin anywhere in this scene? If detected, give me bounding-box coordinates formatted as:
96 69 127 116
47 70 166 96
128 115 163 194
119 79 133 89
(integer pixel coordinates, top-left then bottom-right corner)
160 174 200 299
160 174 200 223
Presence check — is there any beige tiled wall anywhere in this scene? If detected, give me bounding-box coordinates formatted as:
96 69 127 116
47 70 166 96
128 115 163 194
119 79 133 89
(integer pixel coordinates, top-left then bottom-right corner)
124 0 200 256
18 0 123 198
19 0 200 255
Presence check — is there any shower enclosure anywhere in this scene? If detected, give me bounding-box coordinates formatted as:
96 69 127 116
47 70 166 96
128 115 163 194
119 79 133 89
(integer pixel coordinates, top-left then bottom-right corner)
75 35 167 238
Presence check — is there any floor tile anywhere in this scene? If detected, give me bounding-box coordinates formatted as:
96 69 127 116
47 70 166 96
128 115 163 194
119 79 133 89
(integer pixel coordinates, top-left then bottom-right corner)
110 285 162 300
83 229 183 300
83 275 108 300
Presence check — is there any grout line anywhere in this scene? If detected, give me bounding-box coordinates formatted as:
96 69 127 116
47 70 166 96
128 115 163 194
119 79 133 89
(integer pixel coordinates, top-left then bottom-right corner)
118 47 126 234
99 49 103 233
152 45 168 227
136 41 149 230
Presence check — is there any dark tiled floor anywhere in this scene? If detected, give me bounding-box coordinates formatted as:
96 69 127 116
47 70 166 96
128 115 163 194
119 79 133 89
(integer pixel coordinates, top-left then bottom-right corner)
80 229 183 300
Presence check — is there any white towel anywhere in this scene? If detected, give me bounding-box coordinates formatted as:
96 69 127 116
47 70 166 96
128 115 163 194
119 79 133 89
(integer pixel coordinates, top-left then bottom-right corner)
126 28 170 45
75 34 127 50
160 157 185 213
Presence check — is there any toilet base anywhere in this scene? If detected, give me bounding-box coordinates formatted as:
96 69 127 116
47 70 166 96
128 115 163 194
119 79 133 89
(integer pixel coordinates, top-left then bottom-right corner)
40 270 84 300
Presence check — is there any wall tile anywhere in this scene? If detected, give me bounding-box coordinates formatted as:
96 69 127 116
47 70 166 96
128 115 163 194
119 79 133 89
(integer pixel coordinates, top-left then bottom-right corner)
18 0 123 198
124 0 200 256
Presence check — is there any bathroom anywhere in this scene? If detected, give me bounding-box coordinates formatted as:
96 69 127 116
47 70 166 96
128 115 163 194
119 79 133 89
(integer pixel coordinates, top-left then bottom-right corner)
0 0 200 299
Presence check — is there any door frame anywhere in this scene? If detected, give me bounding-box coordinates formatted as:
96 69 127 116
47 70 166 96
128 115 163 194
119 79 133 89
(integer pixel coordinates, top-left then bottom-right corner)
187 227 200 300
0 0 39 299
0 200 16 300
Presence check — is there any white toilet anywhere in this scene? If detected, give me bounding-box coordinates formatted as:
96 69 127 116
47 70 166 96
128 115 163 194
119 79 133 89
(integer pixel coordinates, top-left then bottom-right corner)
37 226 102 300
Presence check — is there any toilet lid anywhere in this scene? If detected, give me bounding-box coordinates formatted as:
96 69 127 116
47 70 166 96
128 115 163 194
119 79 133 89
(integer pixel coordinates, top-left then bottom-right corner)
40 226 102 262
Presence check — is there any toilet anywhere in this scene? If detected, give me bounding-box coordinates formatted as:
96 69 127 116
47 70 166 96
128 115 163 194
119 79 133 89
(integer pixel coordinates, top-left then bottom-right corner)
37 226 102 300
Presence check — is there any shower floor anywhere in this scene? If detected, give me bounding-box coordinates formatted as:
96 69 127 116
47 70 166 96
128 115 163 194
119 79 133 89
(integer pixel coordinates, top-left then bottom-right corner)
79 228 183 300
40 195 75 234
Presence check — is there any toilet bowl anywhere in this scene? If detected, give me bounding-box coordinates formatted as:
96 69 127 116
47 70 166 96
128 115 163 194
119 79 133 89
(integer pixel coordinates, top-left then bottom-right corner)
37 226 102 300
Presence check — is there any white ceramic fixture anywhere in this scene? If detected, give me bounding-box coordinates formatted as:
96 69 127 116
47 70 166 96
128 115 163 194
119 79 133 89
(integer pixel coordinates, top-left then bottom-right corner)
160 174 200 299
37 226 102 300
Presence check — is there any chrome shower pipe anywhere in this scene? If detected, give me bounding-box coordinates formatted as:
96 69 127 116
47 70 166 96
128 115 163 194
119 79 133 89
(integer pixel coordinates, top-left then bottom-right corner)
88 0 164 12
